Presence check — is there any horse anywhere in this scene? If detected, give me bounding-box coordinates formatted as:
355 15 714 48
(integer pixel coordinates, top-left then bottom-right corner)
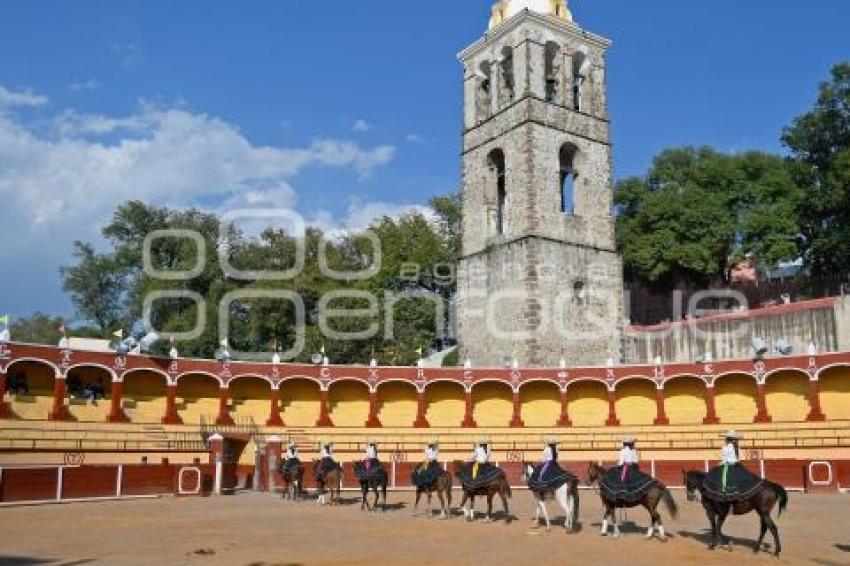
358 466 388 512
453 461 512 524
280 461 305 501
683 470 788 556
587 462 678 539
522 462 579 533
315 467 342 506
412 464 453 520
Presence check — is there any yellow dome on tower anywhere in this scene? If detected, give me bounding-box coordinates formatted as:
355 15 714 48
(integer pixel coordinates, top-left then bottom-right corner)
489 0 573 29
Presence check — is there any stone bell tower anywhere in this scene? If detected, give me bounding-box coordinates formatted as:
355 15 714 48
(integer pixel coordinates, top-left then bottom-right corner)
456 0 624 368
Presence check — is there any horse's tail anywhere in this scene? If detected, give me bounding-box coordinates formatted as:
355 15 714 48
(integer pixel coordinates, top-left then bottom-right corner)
569 479 580 525
770 482 788 516
660 485 679 519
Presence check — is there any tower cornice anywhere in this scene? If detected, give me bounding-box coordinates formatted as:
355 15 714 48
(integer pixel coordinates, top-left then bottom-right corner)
457 9 611 64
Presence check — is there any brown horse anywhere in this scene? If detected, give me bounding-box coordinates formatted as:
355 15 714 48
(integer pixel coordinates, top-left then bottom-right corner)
316 467 342 506
280 461 305 501
684 470 787 556
412 464 453 519
453 461 512 524
587 462 678 539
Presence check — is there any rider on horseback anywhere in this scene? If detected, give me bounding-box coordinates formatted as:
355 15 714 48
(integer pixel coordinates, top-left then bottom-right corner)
313 440 340 480
704 430 763 501
599 435 655 503
412 439 441 488
528 437 573 491
458 438 501 489
280 441 301 475
355 440 385 480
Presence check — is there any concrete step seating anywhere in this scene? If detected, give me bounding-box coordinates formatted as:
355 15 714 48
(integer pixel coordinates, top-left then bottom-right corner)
1 419 849 457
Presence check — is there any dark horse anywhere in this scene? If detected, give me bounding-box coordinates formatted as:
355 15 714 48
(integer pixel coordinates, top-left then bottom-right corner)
357 466 388 512
587 462 678 539
413 464 453 519
684 470 788 556
453 461 512 524
280 461 305 501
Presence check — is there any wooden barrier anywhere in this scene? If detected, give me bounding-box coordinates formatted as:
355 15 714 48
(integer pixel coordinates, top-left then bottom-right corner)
0 463 213 504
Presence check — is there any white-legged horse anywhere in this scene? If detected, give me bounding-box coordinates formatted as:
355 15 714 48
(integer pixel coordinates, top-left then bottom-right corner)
523 463 580 532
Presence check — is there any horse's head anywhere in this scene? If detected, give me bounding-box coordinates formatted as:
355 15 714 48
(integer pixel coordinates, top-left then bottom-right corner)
521 462 534 480
683 470 703 502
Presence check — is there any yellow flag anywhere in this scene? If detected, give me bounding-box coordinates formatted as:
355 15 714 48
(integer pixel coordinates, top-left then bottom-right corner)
113 329 123 339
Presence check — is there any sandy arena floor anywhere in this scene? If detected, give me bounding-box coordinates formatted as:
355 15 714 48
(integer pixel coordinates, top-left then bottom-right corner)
0 489 848 565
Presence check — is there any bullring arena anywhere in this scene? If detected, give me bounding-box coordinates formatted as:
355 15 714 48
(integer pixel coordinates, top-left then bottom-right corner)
3 304 850 564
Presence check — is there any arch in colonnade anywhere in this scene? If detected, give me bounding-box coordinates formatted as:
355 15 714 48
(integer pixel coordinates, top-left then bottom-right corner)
471 380 513 427
3 359 59 420
817 365 850 420
518 380 560 427
328 379 370 427
64 364 115 422
229 375 272 425
279 378 322 427
565 379 608 427
662 375 707 425
122 369 169 424
423 380 466 428
714 373 758 424
375 380 418 427
175 372 221 426
613 378 657 426
764 369 810 422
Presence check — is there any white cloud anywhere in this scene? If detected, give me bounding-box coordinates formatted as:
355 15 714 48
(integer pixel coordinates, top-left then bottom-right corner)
69 78 103 92
405 133 423 143
353 119 371 132
0 88 398 284
0 86 48 108
311 198 429 235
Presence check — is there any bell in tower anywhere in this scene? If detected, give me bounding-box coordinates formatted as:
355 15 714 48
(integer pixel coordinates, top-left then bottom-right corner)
456 1 625 368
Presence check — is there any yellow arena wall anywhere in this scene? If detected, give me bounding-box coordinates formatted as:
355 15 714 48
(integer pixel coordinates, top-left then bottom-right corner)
567 381 608 426
472 382 513 427
328 381 369 427
280 379 321 426
614 379 656 426
376 382 418 427
715 374 758 424
820 366 850 421
765 370 810 422
663 376 707 424
229 376 271 424
122 371 167 424
519 382 560 427
424 382 465 427
176 374 221 425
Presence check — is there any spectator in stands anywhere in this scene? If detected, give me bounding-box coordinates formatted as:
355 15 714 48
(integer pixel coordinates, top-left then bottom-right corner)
66 374 84 398
7 373 28 395
86 377 106 401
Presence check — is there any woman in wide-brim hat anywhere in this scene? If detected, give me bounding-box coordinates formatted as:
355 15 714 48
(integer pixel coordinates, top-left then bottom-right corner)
313 439 340 480
412 438 442 489
703 430 762 499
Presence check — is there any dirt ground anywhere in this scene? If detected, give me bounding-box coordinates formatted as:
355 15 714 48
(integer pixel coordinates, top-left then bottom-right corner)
0 489 848 566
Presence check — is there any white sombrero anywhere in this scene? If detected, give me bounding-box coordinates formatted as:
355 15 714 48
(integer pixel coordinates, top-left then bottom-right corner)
621 435 637 444
721 430 742 440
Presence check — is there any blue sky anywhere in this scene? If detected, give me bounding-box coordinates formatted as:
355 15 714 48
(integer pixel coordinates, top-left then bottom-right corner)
0 0 848 321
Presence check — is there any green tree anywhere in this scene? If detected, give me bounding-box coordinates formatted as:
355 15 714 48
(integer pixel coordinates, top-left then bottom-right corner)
9 313 64 345
615 147 801 287
60 242 127 334
782 62 850 282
